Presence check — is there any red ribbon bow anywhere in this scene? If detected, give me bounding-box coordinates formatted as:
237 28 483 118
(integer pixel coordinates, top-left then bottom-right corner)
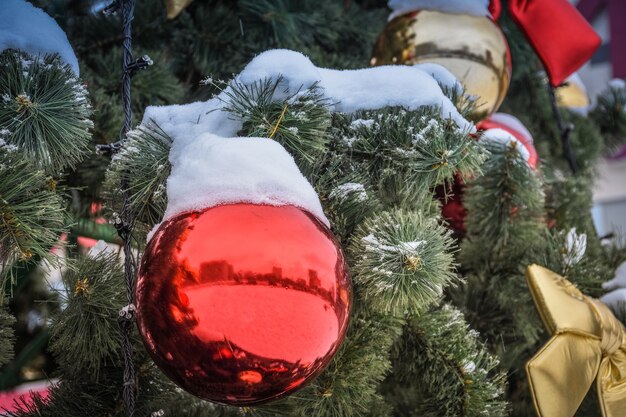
489 0 601 86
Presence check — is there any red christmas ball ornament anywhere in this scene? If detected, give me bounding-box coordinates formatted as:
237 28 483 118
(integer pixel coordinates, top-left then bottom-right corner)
477 113 539 169
135 203 351 406
439 113 539 235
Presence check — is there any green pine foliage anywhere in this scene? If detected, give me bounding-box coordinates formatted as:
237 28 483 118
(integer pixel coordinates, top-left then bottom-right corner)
461 141 547 270
48 252 126 379
350 209 457 316
3 1 626 417
104 122 172 230
0 50 93 173
223 78 332 175
382 304 507 417
0 149 66 290
591 82 626 151
330 109 486 203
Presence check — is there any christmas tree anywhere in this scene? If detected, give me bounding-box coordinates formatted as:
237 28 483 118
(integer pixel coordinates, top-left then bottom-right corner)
1 0 626 416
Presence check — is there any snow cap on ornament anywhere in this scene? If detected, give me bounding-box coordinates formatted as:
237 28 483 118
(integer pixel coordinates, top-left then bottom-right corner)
478 113 538 169
1 0 80 75
388 0 491 20
159 132 329 231
138 133 351 405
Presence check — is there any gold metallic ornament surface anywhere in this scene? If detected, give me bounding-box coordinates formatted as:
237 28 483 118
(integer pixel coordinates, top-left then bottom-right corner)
371 10 511 120
526 265 626 417
165 0 194 19
556 81 590 109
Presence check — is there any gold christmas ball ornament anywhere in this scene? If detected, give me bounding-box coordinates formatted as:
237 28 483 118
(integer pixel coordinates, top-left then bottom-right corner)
555 74 590 109
371 10 512 120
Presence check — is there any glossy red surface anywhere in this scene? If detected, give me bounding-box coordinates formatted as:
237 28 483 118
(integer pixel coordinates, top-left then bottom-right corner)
135 204 351 405
478 117 539 169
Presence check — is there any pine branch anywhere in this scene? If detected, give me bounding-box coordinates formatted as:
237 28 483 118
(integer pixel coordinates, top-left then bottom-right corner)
350 209 457 316
104 121 172 230
48 251 125 380
0 50 93 173
382 304 508 417
280 309 404 417
590 81 626 152
331 108 486 206
0 150 66 291
461 141 547 270
222 77 332 176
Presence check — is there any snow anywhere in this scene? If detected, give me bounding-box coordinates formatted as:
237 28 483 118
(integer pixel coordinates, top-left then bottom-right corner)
160 133 329 233
350 119 376 129
563 228 587 267
600 261 626 312
480 128 531 164
87 240 117 258
362 234 426 255
388 0 490 21
142 49 474 227
489 113 533 144
142 49 474 144
602 261 626 291
414 63 463 93
330 183 368 202
609 78 625 90
1 0 79 75
601 288 626 311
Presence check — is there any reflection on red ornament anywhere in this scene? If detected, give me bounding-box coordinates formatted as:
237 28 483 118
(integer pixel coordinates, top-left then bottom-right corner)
135 204 351 405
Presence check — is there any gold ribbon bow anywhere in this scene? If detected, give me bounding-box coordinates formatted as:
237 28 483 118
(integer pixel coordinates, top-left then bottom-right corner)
526 265 626 417
165 0 194 19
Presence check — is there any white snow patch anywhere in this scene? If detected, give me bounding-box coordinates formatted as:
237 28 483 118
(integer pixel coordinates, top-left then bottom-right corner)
563 228 587 267
157 133 329 237
350 119 376 130
142 49 474 145
463 361 477 373
142 49 474 226
609 78 625 90
1 0 79 75
362 234 426 255
331 183 367 202
412 118 441 144
603 261 626 291
414 63 463 93
388 0 490 20
481 128 531 164
600 288 626 311
87 240 117 258
489 113 534 144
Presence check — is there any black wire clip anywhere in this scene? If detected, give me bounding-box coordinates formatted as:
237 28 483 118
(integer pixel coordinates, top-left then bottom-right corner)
127 55 154 78
103 0 122 15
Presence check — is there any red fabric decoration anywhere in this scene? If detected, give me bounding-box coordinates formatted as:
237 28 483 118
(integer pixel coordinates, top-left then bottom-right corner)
490 0 601 86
